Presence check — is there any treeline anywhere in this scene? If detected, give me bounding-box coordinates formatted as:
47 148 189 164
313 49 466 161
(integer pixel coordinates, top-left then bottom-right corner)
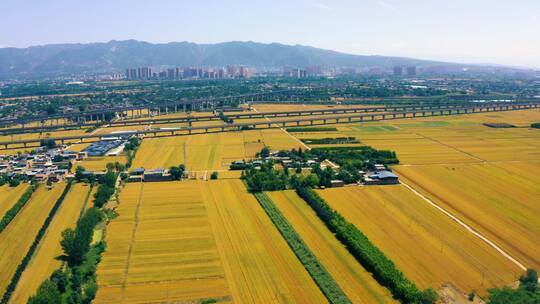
29 207 105 303
243 162 288 192
301 137 359 145
254 192 350 304
532 123 540 129
124 137 142 169
295 186 437 304
1 182 72 303
93 170 117 208
0 182 37 233
487 269 539 303
286 127 338 132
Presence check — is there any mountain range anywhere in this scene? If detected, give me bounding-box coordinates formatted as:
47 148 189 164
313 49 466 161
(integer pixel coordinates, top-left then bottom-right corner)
0 40 466 78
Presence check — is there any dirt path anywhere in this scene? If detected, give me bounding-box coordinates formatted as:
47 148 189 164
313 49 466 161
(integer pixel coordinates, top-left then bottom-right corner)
400 180 527 271
251 106 311 150
119 182 145 303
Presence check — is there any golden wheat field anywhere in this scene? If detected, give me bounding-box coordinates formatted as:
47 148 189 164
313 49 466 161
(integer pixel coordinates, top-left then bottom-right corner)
317 185 522 295
200 180 327 303
80 156 127 171
0 184 29 219
96 180 327 303
302 109 540 165
96 181 231 303
132 129 301 170
267 190 396 303
394 162 540 271
0 184 65 296
9 183 92 303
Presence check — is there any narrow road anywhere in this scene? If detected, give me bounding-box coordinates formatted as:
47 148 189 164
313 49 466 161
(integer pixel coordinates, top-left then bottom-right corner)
251 106 311 150
400 180 527 271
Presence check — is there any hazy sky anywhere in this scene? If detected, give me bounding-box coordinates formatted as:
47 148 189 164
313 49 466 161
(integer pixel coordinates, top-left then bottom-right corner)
2 0 539 68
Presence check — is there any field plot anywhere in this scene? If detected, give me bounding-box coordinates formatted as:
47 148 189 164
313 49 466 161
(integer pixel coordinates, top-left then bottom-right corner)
132 129 301 170
200 180 327 303
96 181 231 303
0 184 29 218
317 186 521 294
0 184 65 296
267 190 395 303
96 180 325 303
9 183 91 303
309 109 540 164
394 162 540 270
80 155 127 171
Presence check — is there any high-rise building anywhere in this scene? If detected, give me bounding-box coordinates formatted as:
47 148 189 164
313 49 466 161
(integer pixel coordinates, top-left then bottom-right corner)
406 66 417 76
167 68 175 79
393 66 403 76
239 66 250 78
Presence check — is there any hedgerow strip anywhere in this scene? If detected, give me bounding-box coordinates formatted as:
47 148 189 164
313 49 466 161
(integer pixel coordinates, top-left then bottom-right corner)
295 186 436 304
253 192 351 304
1 181 73 303
0 182 38 233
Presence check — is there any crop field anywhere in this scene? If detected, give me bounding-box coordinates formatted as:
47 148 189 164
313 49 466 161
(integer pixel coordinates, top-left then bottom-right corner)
80 155 127 171
95 181 231 303
96 180 325 303
9 183 91 303
316 186 522 294
132 129 301 170
295 109 540 165
0 184 29 219
394 162 540 270
267 190 395 303
200 180 326 303
0 184 65 296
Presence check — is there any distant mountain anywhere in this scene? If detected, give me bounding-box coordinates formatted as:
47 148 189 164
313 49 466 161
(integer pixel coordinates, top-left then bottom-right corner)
0 40 456 78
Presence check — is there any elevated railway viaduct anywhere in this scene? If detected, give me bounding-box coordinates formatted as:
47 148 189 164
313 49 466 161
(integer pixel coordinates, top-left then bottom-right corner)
1 101 538 150
1 102 536 135
0 90 293 128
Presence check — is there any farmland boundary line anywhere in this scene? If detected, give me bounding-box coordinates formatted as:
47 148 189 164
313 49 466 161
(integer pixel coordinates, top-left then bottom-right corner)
119 181 145 303
253 192 351 304
399 180 527 271
252 106 311 150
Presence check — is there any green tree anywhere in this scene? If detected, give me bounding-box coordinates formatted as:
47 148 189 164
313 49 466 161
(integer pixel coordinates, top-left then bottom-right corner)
210 171 218 180
28 280 61 304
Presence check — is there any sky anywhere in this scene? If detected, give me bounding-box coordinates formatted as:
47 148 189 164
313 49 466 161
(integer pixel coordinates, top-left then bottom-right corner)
2 0 540 68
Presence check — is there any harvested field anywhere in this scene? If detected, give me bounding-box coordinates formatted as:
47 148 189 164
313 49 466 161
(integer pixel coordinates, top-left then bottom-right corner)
0 184 29 219
268 190 396 303
317 185 522 295
394 162 540 270
9 183 91 303
0 184 65 296
96 180 326 303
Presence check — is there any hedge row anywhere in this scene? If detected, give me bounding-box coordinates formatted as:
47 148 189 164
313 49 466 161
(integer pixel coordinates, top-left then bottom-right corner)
254 192 350 304
286 127 338 132
1 182 72 304
295 186 437 304
0 182 38 233
531 123 540 129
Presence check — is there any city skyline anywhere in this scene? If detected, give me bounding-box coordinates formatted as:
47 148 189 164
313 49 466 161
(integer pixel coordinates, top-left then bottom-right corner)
2 0 540 68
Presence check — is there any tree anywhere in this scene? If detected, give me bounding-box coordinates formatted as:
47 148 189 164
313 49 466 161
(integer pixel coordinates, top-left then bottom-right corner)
259 146 270 158
75 166 87 182
40 139 56 150
28 280 61 304
50 269 68 293
52 154 64 162
210 171 218 180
